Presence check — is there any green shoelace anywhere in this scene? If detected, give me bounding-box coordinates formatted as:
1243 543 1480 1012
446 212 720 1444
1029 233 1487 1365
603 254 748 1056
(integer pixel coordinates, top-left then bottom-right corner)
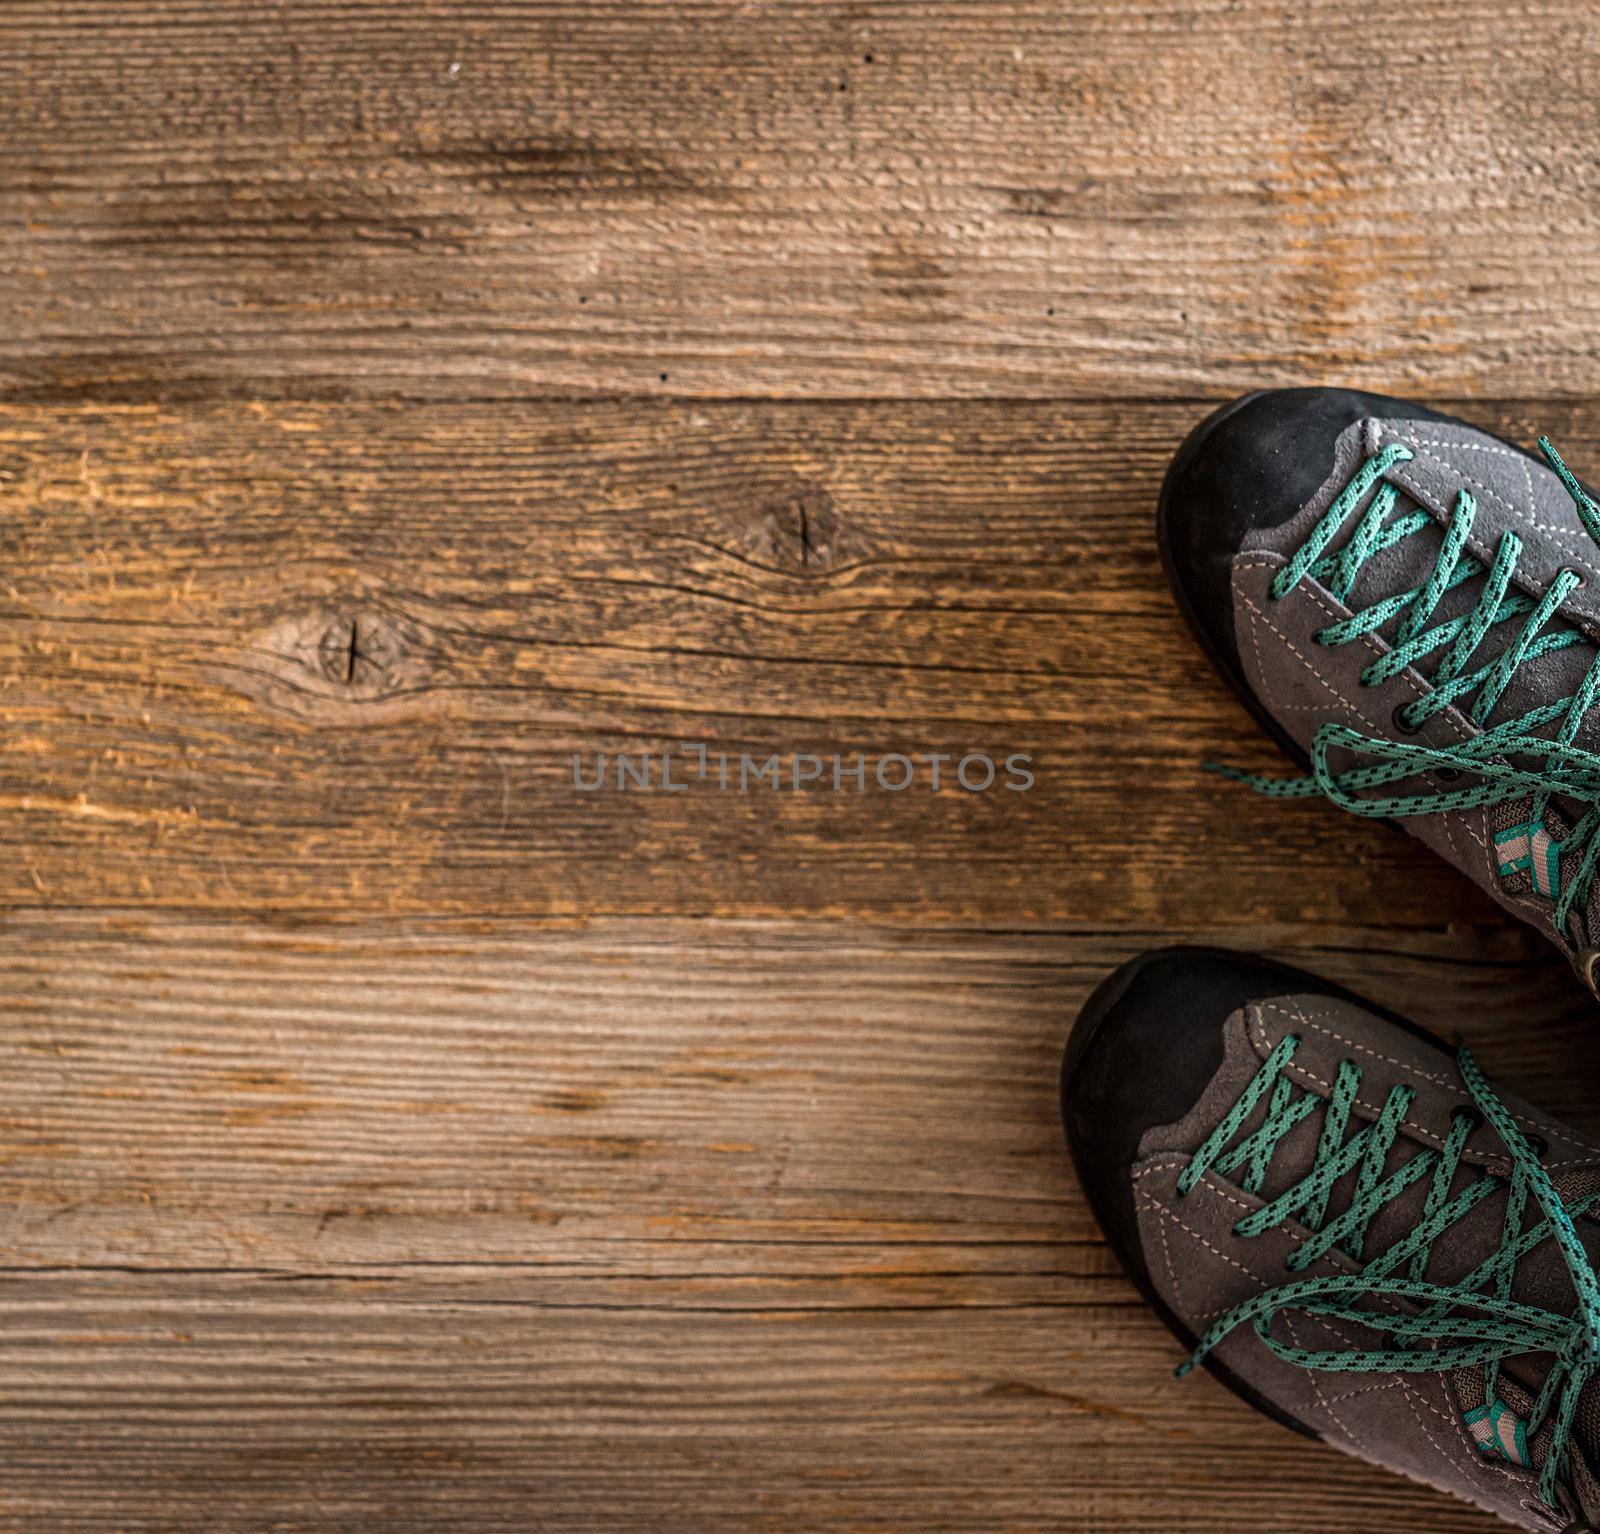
1218 437 1600 939
1176 1036 1600 1512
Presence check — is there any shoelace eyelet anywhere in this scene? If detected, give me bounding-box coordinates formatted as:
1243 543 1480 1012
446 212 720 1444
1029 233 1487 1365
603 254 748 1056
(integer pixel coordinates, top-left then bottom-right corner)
1391 702 1423 736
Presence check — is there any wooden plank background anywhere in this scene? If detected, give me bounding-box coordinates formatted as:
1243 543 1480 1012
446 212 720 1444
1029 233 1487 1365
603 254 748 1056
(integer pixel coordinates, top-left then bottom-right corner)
18 396 1598 927
3 0 1600 403
4 2 1600 1529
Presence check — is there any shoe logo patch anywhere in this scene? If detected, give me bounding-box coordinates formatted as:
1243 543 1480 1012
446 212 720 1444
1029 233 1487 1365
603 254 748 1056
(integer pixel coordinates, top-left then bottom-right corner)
1495 820 1560 900
1464 1397 1531 1468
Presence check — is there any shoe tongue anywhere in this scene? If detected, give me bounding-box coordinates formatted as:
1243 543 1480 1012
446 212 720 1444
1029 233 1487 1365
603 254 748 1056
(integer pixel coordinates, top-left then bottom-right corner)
1455 1362 1600 1522
1489 791 1600 948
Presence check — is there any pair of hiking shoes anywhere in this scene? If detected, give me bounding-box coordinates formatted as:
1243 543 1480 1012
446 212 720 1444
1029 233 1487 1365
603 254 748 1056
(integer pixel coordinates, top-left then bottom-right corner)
1063 390 1600 1530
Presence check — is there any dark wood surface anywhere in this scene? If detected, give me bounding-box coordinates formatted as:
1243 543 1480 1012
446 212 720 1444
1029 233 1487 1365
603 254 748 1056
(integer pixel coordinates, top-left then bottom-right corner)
14 397 1599 928
4 3 1600 1529
4 916 1598 1532
1 1 1597 404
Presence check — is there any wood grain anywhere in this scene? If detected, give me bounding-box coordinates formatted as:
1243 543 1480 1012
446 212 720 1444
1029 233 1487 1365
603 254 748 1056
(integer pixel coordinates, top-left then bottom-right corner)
2 1 1599 401
3 913 1590 1530
11 2 1600 1526
6 395 1597 926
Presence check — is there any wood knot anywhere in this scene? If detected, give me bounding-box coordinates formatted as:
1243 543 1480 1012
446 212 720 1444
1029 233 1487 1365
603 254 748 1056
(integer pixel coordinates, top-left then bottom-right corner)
238 603 434 722
744 478 841 573
315 613 405 693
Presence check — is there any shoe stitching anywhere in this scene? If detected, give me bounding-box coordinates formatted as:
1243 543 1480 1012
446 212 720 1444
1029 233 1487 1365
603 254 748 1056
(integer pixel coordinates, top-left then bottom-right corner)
1282 1310 1417 1429
1439 799 1494 874
1318 1372 1415 1410
1236 553 1462 724
1388 427 1591 565
1398 1375 1478 1483
1248 1000 1595 1161
1317 1372 1385 1459
1135 1182 1263 1288
1318 1364 1469 1457
1145 1179 1532 1508
1253 999 1456 1088
1136 1159 1436 1338
1133 1158 1364 1275
1233 559 1351 721
1140 1181 1186 1300
1285 1311 1343 1432
1232 557 1500 788
1235 580 1401 736
1140 1183 1279 1330
1248 1001 1461 1156
1134 1163 1552 1504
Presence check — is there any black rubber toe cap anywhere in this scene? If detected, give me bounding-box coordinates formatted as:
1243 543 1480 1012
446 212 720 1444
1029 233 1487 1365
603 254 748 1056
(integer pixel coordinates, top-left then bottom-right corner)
1156 387 1454 690
1060 946 1367 1299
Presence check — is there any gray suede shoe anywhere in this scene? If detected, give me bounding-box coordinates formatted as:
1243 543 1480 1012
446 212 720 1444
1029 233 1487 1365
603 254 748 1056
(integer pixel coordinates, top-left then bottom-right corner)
1160 391 1600 996
1063 948 1600 1531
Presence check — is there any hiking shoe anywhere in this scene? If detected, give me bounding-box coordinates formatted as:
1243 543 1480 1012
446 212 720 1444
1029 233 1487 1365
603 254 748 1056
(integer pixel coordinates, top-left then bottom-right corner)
1159 389 1600 995
1062 946 1600 1530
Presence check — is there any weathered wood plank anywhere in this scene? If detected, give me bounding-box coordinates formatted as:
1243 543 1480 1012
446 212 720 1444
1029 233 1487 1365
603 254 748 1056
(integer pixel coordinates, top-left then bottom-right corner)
1 1 1597 401
5 914 1591 1264
0 1274 1505 1532
7 396 1596 925
3 914 1585 1530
